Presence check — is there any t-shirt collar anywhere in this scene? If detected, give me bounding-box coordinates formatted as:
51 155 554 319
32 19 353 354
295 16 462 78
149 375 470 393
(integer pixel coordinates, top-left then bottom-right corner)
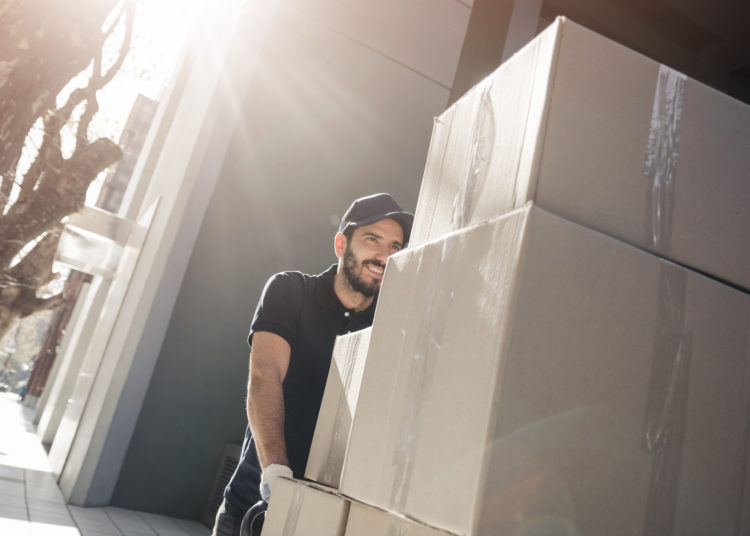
316 264 342 310
316 263 377 320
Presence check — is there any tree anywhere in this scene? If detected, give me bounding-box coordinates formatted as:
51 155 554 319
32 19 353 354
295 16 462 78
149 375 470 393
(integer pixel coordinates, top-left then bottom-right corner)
0 0 136 341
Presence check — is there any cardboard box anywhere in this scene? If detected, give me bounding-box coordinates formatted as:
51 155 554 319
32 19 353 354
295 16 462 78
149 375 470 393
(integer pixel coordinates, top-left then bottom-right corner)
341 206 750 535
306 328 372 487
263 478 349 536
411 17 750 291
345 501 454 536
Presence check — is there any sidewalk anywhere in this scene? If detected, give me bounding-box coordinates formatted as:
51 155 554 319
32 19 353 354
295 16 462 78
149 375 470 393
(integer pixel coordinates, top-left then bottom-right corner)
0 392 210 536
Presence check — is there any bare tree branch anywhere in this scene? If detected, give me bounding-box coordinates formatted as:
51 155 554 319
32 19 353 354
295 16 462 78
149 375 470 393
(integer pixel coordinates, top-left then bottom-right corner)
0 0 122 206
17 120 64 206
102 0 127 40
0 0 135 338
76 55 102 148
101 0 136 87
0 137 122 267
20 293 66 317
6 228 62 285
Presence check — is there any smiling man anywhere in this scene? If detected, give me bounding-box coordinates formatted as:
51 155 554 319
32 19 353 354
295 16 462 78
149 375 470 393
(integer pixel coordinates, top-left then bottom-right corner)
213 193 412 536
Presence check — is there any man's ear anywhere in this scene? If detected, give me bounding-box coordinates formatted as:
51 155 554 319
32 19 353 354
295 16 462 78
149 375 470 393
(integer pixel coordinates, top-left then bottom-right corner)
334 232 347 260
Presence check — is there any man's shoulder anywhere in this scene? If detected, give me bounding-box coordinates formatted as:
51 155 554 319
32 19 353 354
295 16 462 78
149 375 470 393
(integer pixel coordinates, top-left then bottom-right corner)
267 270 306 285
268 267 333 285
266 265 335 290
259 271 303 302
266 270 315 289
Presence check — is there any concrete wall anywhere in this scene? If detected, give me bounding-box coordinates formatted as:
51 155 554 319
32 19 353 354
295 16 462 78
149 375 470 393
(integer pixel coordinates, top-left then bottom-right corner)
109 0 471 519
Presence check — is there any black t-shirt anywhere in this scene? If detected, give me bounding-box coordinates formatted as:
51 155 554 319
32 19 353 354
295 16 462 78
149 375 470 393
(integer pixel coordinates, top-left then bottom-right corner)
224 264 376 510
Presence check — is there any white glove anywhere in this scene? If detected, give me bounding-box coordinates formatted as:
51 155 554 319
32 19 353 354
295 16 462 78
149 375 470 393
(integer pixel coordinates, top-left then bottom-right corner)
260 464 293 502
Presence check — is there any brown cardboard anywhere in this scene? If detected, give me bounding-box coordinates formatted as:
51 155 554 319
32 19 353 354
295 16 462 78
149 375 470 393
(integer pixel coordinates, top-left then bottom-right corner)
263 477 349 536
411 17 750 291
341 206 750 535
411 106 456 246
345 501 455 536
306 327 372 488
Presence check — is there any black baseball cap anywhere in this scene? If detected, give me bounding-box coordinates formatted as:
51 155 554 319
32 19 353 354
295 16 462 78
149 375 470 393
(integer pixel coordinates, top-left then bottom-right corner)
339 193 413 244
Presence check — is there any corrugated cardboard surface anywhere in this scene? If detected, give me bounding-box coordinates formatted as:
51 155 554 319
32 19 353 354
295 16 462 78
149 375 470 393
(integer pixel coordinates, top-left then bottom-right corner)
346 501 455 535
341 207 528 531
411 105 455 246
306 328 372 488
412 17 750 291
342 206 750 535
263 478 349 536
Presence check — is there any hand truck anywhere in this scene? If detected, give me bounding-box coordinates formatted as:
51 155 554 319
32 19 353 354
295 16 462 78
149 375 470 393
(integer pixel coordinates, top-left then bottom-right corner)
240 500 267 536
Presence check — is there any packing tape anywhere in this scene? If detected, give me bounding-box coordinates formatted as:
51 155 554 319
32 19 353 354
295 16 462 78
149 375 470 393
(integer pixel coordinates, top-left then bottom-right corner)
451 77 496 230
387 517 408 536
643 65 687 252
642 262 691 535
281 484 304 536
390 241 455 511
416 111 455 245
737 316 750 534
322 336 359 484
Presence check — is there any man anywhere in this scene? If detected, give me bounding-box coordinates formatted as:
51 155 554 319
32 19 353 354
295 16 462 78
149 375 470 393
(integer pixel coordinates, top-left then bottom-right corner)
212 193 413 536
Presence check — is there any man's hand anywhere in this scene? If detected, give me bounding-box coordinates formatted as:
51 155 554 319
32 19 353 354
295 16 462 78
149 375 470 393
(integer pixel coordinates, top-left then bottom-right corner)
260 464 293 502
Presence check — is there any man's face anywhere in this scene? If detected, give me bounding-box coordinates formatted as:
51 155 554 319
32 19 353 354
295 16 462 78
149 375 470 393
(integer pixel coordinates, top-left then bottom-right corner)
341 218 404 297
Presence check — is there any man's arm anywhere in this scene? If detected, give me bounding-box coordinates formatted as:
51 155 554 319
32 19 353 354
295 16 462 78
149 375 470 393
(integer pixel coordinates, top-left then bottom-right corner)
247 331 291 468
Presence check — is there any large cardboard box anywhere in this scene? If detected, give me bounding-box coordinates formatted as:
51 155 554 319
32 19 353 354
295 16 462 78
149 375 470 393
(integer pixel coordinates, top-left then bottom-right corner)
341 206 750 535
263 478 349 536
345 501 454 536
306 328 372 488
411 17 750 291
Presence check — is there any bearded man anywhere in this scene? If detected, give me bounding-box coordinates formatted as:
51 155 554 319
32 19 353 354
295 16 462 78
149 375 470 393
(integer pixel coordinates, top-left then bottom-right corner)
212 193 412 536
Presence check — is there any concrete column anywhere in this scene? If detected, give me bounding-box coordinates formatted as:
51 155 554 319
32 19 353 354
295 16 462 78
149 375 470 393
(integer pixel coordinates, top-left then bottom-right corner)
501 0 544 63
450 0 542 103
36 278 106 445
55 0 279 506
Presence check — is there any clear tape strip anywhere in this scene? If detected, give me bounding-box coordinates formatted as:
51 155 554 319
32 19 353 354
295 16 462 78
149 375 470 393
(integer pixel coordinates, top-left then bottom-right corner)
643 65 687 252
451 77 496 229
322 336 359 484
420 110 456 245
390 242 454 511
281 484 304 536
735 313 750 533
642 262 691 535
387 516 408 536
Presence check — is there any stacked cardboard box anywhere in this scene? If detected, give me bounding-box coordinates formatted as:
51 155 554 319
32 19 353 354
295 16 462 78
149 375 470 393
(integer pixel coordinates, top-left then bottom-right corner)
341 206 750 535
272 16 750 536
307 328 372 488
272 329 456 534
411 17 750 292
346 500 455 536
263 478 348 536
264 478 453 536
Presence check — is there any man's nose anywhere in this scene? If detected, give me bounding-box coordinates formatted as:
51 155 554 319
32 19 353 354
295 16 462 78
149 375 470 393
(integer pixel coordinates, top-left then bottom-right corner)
375 244 391 262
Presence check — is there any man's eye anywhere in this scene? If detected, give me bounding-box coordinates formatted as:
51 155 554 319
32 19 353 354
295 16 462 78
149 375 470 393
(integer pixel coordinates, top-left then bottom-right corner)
391 245 401 251
367 236 377 242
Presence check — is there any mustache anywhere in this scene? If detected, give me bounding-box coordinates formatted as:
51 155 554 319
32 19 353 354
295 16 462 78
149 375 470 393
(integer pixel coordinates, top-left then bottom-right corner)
362 259 385 269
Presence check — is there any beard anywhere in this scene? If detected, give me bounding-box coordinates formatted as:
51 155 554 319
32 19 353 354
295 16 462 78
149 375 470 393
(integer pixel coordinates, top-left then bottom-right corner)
342 245 383 298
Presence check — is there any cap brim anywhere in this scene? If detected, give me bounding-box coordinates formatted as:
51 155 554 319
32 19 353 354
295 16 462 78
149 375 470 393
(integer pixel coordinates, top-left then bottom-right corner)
343 211 414 244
